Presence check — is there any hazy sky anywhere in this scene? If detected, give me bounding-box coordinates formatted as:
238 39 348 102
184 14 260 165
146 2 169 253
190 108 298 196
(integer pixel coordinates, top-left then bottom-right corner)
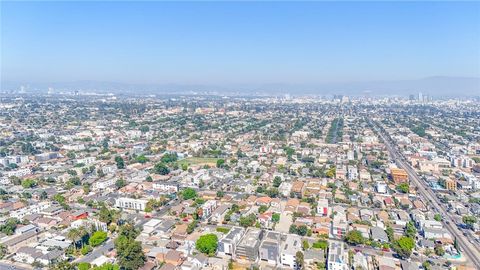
1 1 479 84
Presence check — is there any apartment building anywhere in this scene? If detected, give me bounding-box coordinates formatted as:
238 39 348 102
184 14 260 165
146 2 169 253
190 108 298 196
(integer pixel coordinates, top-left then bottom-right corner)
201 200 218 219
217 227 245 256
153 182 179 193
259 231 282 265
236 229 264 261
115 197 148 211
331 213 348 239
327 242 348 270
317 198 330 217
280 234 302 268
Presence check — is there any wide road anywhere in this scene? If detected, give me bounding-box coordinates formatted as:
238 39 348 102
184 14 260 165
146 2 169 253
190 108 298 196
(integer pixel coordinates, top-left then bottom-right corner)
371 120 480 268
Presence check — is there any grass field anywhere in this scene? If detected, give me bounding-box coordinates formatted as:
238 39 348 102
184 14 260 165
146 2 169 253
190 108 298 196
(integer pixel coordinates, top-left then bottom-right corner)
178 157 219 166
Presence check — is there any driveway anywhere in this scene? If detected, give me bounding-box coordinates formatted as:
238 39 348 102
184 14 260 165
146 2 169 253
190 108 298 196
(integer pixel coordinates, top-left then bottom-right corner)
275 201 292 233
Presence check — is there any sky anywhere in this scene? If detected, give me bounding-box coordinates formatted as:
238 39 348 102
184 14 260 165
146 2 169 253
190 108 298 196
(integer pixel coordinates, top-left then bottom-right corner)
1 1 480 85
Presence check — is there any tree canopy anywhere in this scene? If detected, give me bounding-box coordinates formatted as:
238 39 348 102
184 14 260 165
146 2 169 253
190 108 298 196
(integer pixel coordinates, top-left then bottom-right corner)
345 230 365 245
114 224 145 270
393 236 415 258
89 231 107 247
154 162 170 175
396 182 409 193
115 156 125 169
196 233 218 256
182 188 197 200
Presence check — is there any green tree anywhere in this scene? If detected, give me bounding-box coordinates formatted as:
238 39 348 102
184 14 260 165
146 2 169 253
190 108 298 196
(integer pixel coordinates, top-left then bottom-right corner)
89 231 108 247
386 226 394 242
326 167 336 178
81 245 93 255
21 178 37 188
434 245 445 256
115 178 127 189
135 155 148 164
0 244 8 260
266 188 279 198
78 262 91 270
295 251 304 270
154 162 170 175
216 159 225 168
302 240 310 250
396 182 409 193
115 225 145 270
98 206 117 225
345 230 365 245
115 156 125 169
273 176 282 188
258 205 268 214
92 264 119 270
67 228 80 251
67 151 76 159
118 223 140 239
182 188 197 200
393 236 415 258
312 240 328 250
422 261 431 270
289 224 308 236
405 221 417 238
187 220 198 234
196 234 218 256
239 213 257 228
0 244 7 259
161 152 178 163
0 218 20 235
434 214 442 222
272 213 280 223
463 216 477 227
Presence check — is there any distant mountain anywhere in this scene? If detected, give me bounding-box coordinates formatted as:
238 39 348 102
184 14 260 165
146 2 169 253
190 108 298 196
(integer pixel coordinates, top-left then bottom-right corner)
1 76 479 97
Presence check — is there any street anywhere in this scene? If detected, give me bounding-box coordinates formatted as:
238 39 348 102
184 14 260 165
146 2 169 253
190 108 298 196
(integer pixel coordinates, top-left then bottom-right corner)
371 120 480 269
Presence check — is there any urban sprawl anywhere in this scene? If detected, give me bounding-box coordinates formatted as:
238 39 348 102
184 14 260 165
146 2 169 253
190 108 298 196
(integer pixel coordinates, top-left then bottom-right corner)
0 93 479 270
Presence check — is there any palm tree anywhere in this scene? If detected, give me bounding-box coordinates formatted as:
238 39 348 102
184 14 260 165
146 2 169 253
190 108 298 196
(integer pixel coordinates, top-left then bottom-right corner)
77 226 89 248
67 228 79 251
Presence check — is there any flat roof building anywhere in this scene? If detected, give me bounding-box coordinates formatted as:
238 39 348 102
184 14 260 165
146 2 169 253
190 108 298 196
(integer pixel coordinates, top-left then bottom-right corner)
259 231 282 265
217 226 245 257
236 229 264 261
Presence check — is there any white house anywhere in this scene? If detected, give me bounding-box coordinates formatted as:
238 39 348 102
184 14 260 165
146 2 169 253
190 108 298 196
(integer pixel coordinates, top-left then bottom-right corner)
327 242 348 270
280 234 302 268
317 198 330 217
